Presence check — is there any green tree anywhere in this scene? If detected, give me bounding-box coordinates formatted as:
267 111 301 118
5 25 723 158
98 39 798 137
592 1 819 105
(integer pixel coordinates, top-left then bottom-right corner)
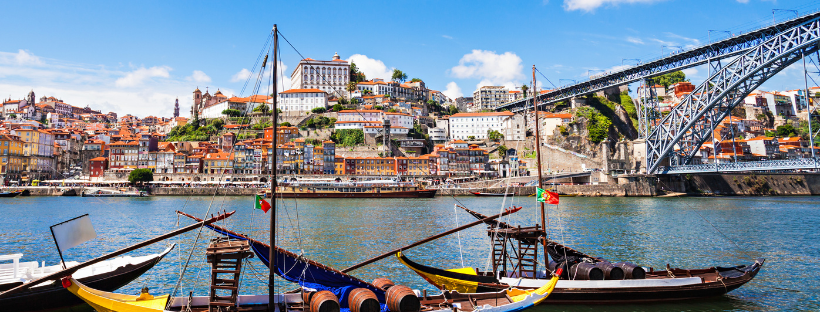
391 69 408 82
128 169 153 185
311 107 327 114
388 108 398 113
221 109 241 117
487 129 504 141
349 62 365 83
253 104 270 114
448 106 459 115
520 84 529 97
346 82 357 100
410 78 422 82
332 103 344 112
374 105 384 110
652 70 688 88
332 129 365 146
497 145 508 158
9 114 16 119
467 135 476 140
776 124 798 137
280 121 292 127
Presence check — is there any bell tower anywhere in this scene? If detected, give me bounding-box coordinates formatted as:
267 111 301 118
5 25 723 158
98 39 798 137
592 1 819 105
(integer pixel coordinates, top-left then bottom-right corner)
174 98 180 118
192 87 202 116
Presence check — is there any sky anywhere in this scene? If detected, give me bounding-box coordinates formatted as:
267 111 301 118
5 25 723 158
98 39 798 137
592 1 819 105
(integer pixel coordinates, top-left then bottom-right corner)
2 0 820 118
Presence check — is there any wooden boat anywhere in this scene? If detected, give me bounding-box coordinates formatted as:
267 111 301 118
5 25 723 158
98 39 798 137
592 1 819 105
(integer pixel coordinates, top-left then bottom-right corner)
269 179 436 198
0 190 22 197
0 246 173 312
471 192 517 197
82 188 148 197
399 205 764 304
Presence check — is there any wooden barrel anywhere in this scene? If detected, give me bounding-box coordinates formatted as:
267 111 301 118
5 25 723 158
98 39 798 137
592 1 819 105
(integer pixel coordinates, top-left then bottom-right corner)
372 278 395 290
595 262 625 280
386 285 420 312
548 261 570 279
349 288 380 312
569 262 604 280
310 290 340 312
302 291 316 307
614 262 646 279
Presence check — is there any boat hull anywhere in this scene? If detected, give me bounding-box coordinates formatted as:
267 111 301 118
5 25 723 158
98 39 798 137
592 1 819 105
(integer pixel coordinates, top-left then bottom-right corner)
0 192 21 198
273 189 437 198
0 252 167 312
471 192 515 197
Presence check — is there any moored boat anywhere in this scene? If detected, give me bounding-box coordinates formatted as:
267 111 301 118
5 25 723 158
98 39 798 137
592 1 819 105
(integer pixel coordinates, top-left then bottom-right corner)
471 192 516 197
0 190 22 198
0 246 173 312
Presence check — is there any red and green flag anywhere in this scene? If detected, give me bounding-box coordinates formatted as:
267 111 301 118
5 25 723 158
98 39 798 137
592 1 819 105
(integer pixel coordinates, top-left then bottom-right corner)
255 194 271 213
536 188 559 205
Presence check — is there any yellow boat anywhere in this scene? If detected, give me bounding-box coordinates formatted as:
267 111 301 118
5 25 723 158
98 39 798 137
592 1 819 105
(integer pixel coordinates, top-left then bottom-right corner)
62 277 169 312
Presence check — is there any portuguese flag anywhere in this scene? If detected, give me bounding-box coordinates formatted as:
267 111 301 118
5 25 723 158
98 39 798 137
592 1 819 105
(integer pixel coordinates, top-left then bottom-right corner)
536 188 559 205
255 194 271 213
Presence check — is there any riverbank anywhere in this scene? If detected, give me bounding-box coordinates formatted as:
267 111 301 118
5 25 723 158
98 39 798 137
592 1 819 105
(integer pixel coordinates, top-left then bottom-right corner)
5 173 818 197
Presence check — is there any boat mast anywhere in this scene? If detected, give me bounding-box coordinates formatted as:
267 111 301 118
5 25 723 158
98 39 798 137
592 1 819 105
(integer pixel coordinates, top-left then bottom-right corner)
531 65 549 272
269 24 278 312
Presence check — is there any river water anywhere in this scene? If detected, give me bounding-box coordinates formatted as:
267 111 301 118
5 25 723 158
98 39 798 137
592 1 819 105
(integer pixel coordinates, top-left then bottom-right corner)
1 195 817 311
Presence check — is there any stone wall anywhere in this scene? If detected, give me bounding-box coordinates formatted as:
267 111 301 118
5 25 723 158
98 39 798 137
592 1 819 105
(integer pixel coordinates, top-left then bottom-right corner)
523 144 605 174
681 173 820 195
147 187 262 196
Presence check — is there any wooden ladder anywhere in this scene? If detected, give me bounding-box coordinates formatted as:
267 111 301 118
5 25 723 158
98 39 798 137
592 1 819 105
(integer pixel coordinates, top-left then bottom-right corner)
515 239 539 278
206 238 254 312
490 230 508 276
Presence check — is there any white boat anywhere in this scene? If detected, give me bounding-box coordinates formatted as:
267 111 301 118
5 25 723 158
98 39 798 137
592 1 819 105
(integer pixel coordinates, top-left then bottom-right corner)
81 188 147 197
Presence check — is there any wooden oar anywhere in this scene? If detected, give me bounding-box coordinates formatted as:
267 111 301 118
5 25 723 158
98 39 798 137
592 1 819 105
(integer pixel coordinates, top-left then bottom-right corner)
341 206 522 273
0 210 235 297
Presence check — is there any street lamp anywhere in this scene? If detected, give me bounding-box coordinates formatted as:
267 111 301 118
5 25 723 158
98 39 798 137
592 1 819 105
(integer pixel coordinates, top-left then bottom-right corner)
622 58 640 65
661 45 682 55
559 79 577 86
707 30 732 44
772 9 798 23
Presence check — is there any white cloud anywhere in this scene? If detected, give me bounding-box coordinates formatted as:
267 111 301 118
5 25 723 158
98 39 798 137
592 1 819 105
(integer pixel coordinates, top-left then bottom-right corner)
346 54 394 81
115 66 172 88
626 37 644 44
665 32 700 47
14 49 44 65
682 68 698 77
451 50 524 89
187 70 211 83
231 68 252 83
442 35 453 40
736 0 749 3
563 0 663 12
442 82 463 99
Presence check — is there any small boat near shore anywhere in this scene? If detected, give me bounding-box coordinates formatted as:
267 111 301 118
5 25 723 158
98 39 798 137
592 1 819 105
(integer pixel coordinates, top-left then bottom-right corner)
471 192 516 197
0 190 22 198
81 188 148 197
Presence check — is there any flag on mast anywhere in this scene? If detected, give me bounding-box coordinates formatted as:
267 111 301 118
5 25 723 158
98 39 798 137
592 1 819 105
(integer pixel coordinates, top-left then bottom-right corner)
255 194 271 213
536 188 559 205
50 214 97 268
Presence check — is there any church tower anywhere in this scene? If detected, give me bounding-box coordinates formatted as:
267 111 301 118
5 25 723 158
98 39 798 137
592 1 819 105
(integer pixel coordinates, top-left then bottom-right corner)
27 90 35 106
192 87 202 116
174 98 180 118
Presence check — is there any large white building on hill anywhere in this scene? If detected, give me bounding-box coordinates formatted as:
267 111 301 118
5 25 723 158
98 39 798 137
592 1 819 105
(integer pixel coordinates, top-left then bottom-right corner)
290 53 350 98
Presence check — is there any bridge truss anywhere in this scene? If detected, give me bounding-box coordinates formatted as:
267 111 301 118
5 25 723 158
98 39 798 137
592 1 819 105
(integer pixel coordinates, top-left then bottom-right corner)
497 11 820 113
646 16 820 173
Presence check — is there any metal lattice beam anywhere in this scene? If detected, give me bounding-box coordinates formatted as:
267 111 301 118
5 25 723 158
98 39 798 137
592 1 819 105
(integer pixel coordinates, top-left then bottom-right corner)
647 17 820 173
498 11 820 113
659 158 819 174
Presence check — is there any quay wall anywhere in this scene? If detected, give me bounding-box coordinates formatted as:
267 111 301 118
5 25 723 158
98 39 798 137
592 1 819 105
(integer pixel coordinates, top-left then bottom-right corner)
679 173 820 196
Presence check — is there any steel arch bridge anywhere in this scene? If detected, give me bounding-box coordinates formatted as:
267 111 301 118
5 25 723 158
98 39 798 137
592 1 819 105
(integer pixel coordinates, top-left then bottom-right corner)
646 16 820 173
496 11 820 113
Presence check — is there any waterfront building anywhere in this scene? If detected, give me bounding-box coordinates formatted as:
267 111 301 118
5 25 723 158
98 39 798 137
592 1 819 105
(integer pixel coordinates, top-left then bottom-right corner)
289 53 350 98
203 151 232 174
89 157 108 179
0 134 25 183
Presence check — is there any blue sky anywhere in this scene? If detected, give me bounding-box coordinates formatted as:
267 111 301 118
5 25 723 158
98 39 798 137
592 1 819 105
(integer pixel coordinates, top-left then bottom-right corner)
1 0 819 117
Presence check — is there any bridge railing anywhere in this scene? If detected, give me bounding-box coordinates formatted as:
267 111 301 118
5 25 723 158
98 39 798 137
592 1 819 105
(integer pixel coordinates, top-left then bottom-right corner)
658 158 820 174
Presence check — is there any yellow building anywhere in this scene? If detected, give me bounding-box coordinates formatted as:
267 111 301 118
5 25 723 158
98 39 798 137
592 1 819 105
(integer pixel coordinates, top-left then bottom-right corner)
0 134 26 182
407 156 429 176
203 151 233 174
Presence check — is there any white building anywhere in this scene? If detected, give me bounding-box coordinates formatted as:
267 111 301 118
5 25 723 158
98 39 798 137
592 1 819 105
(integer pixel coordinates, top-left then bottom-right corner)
290 53 350 98
472 86 508 110
280 88 328 112
530 112 573 139
384 112 413 128
449 111 517 140
428 127 448 142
